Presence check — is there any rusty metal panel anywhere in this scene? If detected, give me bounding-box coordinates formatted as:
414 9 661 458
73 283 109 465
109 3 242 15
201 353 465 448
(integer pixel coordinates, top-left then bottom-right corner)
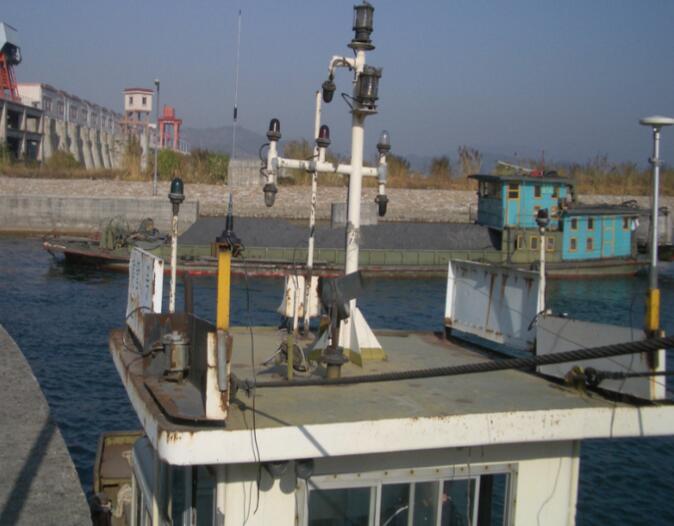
537 315 665 400
126 248 163 341
445 260 540 351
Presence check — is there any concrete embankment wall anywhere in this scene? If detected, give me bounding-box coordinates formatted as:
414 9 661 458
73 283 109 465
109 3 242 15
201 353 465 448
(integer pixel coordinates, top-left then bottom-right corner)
0 324 90 524
0 195 199 235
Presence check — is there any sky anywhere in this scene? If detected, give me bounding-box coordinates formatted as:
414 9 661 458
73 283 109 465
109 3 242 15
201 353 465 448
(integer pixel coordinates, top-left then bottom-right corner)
4 1 674 166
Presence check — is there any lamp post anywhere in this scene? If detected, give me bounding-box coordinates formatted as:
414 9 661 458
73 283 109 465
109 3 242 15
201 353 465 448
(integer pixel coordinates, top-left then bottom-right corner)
639 115 674 334
152 78 160 197
168 177 184 313
535 208 550 313
261 2 390 363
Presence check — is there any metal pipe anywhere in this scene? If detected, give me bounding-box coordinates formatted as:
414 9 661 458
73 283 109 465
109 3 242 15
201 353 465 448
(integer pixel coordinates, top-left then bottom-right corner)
539 228 546 312
276 157 378 177
169 212 178 313
152 79 160 197
303 90 322 331
649 126 661 292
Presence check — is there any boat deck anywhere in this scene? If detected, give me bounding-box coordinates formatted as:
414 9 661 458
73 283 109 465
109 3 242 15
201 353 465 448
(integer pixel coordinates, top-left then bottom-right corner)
110 324 674 466
0 325 90 525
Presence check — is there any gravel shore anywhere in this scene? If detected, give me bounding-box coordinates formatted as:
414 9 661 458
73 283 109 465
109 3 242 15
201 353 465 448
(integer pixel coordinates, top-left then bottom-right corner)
1 176 670 223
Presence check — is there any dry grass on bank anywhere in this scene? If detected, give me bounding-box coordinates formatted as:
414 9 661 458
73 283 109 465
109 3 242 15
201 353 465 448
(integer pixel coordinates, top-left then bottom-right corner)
2 146 674 197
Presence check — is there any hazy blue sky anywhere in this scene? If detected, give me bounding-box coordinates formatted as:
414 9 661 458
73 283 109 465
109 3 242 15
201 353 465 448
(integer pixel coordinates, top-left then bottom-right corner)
5 1 674 165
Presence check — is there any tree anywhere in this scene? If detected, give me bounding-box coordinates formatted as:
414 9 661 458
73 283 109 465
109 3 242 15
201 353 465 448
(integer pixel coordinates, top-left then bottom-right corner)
429 155 452 179
457 146 482 177
387 154 411 180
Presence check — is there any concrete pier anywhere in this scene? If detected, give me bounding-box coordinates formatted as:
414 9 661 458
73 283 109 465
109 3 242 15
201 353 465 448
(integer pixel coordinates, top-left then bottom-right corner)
0 194 200 235
0 325 89 525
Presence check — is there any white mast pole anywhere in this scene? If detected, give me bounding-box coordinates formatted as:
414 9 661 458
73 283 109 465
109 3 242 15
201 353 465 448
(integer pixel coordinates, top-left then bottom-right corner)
231 9 242 160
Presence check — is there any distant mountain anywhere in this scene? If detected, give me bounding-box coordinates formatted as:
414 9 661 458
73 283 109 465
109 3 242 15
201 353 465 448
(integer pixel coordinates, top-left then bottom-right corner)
182 126 266 159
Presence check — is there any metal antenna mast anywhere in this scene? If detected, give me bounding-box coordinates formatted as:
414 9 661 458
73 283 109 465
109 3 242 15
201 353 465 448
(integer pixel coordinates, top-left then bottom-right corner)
231 8 242 160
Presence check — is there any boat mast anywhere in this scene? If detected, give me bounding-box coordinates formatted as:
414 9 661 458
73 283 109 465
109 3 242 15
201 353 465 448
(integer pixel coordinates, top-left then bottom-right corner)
231 8 242 160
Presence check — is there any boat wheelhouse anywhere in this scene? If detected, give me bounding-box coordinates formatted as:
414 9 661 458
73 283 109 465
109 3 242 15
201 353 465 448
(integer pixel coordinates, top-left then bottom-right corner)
99 250 674 526
469 173 644 276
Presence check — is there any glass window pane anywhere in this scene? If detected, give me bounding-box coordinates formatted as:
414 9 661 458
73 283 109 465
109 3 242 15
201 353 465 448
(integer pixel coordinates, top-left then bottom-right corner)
476 474 508 526
309 487 371 526
440 479 474 526
380 483 410 526
413 481 439 525
195 466 213 526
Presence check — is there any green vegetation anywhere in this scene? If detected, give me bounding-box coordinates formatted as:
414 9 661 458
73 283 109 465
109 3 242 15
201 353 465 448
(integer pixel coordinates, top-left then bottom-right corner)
0 139 229 184
1 138 672 196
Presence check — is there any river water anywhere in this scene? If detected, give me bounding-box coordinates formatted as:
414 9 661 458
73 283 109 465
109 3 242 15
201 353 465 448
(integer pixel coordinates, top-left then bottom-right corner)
1 236 673 525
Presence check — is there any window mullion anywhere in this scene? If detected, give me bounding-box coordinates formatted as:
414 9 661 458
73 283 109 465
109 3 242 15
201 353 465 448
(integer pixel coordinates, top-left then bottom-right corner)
472 477 481 526
407 483 415 526
372 483 381 526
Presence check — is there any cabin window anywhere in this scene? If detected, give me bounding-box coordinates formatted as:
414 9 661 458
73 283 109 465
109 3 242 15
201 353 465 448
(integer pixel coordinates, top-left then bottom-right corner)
570 237 577 251
142 96 147 106
552 186 559 198
588 217 594 231
587 237 594 251
546 237 555 251
304 468 510 526
530 236 539 250
129 96 134 105
570 218 578 230
508 183 519 199
516 235 525 250
44 97 52 112
534 185 541 198
623 217 630 230
480 181 500 198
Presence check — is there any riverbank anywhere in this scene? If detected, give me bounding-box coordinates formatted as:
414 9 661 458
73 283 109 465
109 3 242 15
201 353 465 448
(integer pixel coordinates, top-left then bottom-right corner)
1 175 672 230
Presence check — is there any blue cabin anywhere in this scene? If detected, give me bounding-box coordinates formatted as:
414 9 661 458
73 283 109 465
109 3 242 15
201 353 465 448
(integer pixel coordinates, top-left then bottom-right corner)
470 173 640 264
470 173 573 230
560 207 637 260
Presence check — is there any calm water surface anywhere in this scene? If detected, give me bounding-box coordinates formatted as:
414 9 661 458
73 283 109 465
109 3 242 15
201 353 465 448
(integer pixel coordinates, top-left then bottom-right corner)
1 236 673 525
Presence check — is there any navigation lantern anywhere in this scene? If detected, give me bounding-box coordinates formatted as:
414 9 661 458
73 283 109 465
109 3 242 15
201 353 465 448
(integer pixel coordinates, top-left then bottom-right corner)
267 118 281 142
263 183 278 207
168 177 185 215
535 208 549 233
355 66 381 109
316 125 331 148
377 129 391 154
352 2 374 44
322 77 336 103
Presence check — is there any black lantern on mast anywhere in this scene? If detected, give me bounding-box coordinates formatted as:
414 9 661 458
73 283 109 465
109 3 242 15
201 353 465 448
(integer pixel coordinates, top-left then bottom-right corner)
352 2 374 45
355 66 382 110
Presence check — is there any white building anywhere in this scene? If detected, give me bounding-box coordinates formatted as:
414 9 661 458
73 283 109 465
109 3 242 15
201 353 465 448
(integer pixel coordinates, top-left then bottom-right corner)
17 82 124 169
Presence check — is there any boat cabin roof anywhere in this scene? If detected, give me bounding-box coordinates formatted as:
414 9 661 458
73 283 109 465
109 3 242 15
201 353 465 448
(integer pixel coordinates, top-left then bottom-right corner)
469 172 573 185
110 325 674 466
563 204 641 217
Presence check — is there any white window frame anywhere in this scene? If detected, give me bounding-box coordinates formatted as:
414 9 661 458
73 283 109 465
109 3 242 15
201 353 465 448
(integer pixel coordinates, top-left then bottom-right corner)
298 463 515 526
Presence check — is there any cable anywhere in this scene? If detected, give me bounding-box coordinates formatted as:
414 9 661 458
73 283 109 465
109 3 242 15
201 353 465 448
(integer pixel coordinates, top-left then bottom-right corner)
452 273 674 396
239 335 674 389
238 252 262 513
121 305 160 357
